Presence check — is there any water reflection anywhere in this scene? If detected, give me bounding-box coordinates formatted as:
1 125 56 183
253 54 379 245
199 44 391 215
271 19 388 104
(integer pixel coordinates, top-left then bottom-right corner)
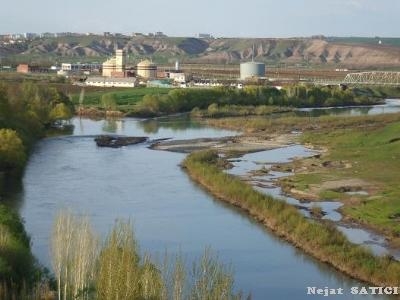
138 115 202 134
101 118 118 133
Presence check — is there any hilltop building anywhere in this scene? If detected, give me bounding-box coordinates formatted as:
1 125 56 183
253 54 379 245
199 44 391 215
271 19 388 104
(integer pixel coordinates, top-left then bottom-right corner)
102 49 126 77
198 33 213 39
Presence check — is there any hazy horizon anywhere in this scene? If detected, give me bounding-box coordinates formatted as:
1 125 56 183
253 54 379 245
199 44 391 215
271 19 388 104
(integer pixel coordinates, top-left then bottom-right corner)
1 0 399 38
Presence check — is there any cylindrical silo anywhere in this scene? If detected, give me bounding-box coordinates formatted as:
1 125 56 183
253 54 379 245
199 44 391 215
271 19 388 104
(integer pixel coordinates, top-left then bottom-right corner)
240 62 266 80
137 60 157 79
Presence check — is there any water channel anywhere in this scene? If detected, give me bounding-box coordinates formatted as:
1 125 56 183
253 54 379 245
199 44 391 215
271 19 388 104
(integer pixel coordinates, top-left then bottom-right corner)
12 100 400 299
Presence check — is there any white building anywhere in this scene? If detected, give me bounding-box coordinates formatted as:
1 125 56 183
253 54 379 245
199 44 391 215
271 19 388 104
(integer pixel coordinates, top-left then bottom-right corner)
168 71 187 83
61 63 80 72
86 77 137 88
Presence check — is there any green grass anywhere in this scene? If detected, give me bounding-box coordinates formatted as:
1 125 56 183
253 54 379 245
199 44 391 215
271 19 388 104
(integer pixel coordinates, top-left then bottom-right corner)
281 173 324 191
70 87 172 108
299 121 400 237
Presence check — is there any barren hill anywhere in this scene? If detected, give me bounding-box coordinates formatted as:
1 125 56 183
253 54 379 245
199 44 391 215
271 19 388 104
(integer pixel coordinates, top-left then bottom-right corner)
1 35 400 68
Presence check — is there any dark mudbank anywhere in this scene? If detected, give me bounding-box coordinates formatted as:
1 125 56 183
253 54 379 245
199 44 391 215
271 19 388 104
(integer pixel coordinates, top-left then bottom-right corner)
95 135 148 148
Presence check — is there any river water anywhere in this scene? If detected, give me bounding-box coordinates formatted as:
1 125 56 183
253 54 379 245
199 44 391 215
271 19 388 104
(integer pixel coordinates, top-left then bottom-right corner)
295 99 400 117
14 104 399 299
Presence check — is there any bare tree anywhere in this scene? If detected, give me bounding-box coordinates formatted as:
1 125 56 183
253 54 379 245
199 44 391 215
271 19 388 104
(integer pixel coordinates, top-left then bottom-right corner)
51 210 74 300
172 255 186 300
51 210 98 300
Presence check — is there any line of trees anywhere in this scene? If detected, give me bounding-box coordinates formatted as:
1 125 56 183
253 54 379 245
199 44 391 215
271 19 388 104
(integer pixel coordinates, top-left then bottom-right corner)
51 210 245 300
131 85 382 117
0 81 74 191
0 80 74 297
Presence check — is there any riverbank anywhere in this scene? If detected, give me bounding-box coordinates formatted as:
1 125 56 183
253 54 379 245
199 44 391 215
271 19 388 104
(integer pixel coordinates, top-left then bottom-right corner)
0 81 75 297
69 84 391 118
182 150 400 287
276 116 400 247
193 111 400 245
151 133 296 154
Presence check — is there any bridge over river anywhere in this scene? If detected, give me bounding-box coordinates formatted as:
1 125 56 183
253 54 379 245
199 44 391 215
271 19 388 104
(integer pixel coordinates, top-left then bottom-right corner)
312 71 400 86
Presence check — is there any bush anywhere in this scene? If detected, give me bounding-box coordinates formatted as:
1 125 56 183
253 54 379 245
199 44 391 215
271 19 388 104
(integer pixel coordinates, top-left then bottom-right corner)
0 129 26 171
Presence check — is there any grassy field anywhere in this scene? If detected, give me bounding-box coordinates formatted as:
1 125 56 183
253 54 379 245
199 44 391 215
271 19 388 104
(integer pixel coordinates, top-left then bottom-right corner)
70 87 172 109
296 120 400 238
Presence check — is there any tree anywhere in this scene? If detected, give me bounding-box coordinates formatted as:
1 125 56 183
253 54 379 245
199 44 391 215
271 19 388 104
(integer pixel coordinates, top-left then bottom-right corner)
190 248 238 300
49 103 73 122
51 211 98 300
0 129 26 171
207 103 219 117
96 220 141 300
101 93 117 111
0 84 10 121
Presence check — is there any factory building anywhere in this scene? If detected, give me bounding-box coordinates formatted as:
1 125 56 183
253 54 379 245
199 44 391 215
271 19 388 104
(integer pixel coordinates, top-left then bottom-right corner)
166 61 187 83
85 77 138 88
240 61 266 80
102 49 126 77
58 63 101 76
136 60 157 79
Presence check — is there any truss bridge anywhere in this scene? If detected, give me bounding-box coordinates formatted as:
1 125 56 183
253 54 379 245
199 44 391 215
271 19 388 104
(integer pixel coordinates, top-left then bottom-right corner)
343 72 400 86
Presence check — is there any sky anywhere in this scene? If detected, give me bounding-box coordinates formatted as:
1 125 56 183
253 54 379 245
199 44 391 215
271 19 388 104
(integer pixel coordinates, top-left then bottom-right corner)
1 0 399 37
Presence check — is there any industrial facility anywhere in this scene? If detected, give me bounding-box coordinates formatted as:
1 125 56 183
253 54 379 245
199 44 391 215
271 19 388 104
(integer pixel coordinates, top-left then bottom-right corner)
165 61 187 83
85 76 137 88
240 61 266 80
136 60 157 79
102 49 126 77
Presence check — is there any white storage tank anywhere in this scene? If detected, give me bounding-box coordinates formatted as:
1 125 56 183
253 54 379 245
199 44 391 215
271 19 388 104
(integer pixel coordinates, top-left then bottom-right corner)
137 60 157 79
240 62 265 80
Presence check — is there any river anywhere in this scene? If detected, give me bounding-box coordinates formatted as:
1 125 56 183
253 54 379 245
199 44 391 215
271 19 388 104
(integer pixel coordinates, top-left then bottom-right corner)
14 109 398 299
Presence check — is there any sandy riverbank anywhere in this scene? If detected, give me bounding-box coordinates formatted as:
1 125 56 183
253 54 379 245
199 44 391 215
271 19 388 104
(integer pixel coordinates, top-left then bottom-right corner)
151 133 297 154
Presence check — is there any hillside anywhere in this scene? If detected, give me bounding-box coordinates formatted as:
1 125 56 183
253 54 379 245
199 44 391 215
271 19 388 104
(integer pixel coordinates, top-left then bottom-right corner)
1 35 400 69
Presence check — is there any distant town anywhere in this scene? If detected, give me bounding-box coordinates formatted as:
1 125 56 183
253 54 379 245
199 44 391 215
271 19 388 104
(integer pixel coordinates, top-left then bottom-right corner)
0 31 214 45
1 31 400 89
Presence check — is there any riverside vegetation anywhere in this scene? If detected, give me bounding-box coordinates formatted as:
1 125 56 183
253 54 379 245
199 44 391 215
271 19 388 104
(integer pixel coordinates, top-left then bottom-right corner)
123 85 383 117
182 150 400 287
50 210 245 300
71 84 399 118
0 81 73 298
